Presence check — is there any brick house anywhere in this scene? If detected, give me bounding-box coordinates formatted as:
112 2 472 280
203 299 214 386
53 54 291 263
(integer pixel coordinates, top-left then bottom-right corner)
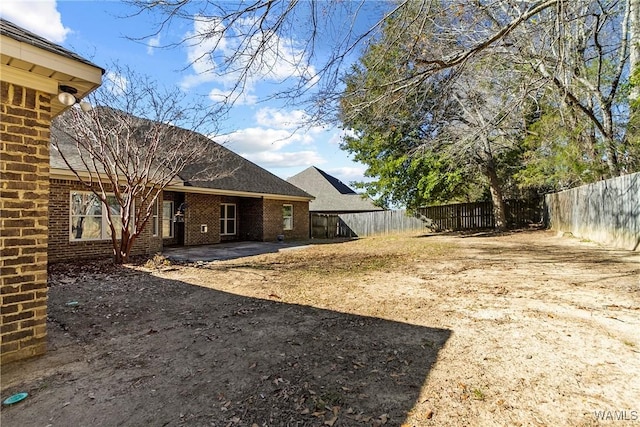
1 19 103 364
49 112 314 263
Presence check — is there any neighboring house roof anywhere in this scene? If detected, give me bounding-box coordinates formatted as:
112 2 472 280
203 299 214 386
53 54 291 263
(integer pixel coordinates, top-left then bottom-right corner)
287 166 383 212
50 111 313 201
0 19 104 117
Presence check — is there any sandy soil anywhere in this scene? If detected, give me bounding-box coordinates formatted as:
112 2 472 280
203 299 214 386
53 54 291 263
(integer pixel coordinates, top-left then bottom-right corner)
2 230 639 427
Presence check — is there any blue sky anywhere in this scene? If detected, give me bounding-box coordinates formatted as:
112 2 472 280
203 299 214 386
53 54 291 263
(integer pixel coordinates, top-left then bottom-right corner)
0 0 380 186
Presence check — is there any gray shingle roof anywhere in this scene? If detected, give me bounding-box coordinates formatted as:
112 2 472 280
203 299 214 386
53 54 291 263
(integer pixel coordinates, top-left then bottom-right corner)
0 18 103 72
287 166 382 212
50 110 312 200
178 142 313 198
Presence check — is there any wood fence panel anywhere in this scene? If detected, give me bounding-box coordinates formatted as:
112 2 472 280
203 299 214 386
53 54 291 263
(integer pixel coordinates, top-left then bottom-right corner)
545 172 640 251
310 198 542 239
311 211 427 238
338 210 427 237
416 199 540 231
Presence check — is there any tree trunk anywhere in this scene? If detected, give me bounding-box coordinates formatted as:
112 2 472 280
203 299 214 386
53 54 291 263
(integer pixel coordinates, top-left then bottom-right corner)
630 0 639 105
481 160 507 231
601 108 621 177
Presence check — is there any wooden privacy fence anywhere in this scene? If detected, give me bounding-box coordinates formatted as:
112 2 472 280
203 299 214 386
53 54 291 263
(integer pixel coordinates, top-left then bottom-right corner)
310 199 542 239
311 210 426 238
545 172 639 251
416 199 542 231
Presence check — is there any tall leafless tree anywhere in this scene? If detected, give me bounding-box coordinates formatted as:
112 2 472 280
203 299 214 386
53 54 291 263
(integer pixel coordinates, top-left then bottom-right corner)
129 0 637 191
52 65 221 263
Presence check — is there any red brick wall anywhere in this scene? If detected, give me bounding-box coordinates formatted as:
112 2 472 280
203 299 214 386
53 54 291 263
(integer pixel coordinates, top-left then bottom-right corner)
47 183 311 263
0 82 50 364
262 199 309 241
184 193 221 245
48 179 151 263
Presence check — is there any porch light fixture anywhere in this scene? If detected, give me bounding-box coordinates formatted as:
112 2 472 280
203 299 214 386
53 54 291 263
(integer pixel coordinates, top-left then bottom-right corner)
58 85 92 112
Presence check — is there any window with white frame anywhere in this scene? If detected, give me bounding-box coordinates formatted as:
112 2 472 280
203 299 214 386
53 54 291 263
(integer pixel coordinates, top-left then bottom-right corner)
220 203 236 235
70 192 128 241
162 201 174 238
151 198 159 237
283 204 293 230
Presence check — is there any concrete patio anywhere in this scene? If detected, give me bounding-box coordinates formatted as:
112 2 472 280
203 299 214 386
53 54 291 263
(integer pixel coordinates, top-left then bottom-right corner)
162 241 313 262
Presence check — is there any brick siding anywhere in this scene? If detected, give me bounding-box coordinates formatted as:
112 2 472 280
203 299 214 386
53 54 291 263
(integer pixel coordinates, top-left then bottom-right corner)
184 193 221 245
47 183 309 261
48 179 152 263
1 82 50 364
262 199 310 241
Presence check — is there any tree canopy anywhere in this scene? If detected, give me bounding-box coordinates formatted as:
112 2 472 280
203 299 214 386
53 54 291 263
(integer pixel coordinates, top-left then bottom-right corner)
125 0 640 221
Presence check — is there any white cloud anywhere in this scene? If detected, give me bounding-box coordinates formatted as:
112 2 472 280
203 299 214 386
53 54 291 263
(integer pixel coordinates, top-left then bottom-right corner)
209 88 257 106
220 107 329 170
255 108 310 130
180 17 226 89
243 151 324 168
180 14 316 101
0 0 70 43
221 107 328 154
326 166 367 181
327 128 358 145
221 127 298 153
146 35 161 55
104 71 129 97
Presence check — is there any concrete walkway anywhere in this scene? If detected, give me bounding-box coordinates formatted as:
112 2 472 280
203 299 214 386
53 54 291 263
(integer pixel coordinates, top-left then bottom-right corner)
162 241 312 262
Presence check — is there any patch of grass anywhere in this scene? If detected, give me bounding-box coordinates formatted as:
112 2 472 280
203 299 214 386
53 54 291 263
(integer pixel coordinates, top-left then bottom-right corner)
472 388 486 401
317 389 343 408
623 340 635 347
240 234 456 277
144 253 171 269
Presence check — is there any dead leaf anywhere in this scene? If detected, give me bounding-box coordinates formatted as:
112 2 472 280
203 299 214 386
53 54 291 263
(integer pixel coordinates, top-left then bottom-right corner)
324 415 338 426
379 413 389 424
312 411 326 417
269 293 281 299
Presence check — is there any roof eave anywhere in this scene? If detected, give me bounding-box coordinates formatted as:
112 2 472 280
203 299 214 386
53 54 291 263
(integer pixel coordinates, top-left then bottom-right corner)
1 31 103 117
166 183 314 202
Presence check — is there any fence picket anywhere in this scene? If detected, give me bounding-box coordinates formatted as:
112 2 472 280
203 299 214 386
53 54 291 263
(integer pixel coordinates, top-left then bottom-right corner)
310 198 542 239
545 172 639 251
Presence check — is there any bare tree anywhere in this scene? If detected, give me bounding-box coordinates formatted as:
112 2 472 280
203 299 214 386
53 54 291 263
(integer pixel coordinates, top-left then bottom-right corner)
631 0 640 103
129 0 637 197
52 65 220 263
126 1 561 111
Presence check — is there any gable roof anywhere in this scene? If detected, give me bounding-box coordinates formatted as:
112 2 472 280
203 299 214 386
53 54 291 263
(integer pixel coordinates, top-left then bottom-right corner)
50 110 312 200
287 166 383 212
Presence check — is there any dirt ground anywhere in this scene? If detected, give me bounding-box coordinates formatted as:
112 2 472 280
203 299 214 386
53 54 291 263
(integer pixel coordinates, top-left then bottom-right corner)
2 230 639 427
